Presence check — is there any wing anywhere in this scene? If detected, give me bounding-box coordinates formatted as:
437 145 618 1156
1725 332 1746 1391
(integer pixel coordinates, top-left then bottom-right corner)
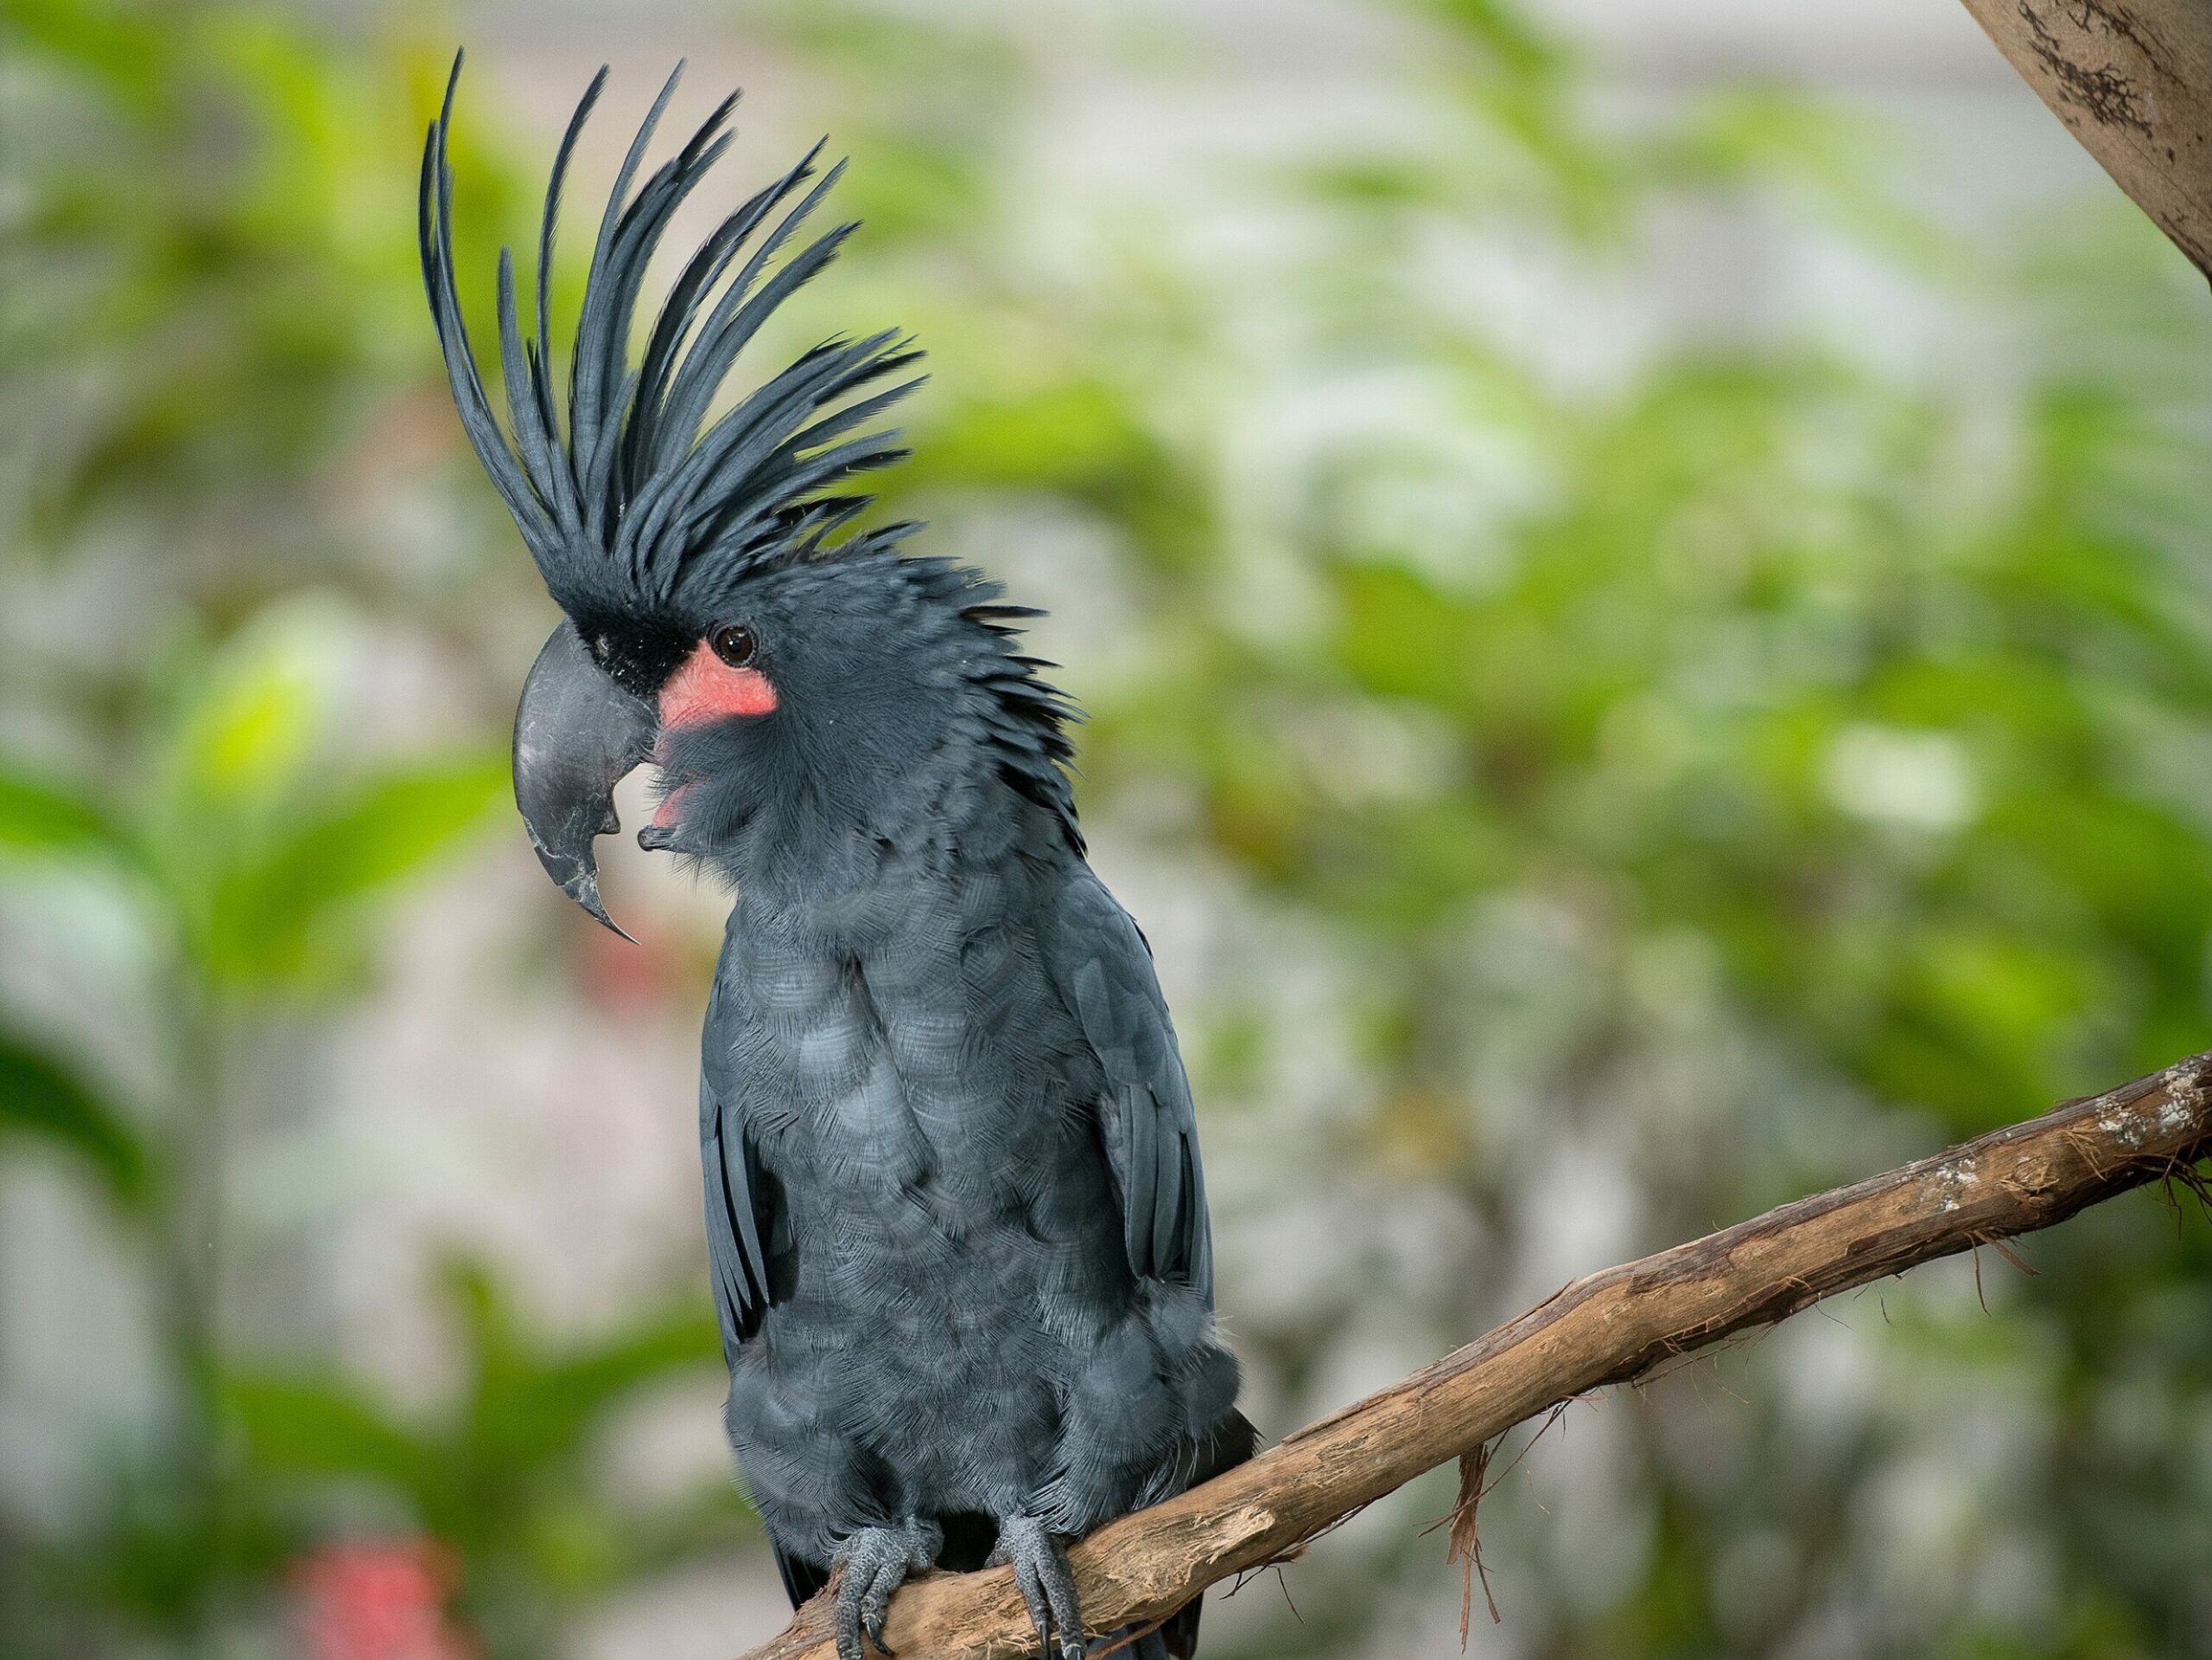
699 991 813 1603
1052 872 1214 1301
699 993 774 1358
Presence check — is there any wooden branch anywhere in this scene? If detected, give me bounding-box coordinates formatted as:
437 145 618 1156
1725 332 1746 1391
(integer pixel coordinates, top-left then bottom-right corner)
1957 0 2212 279
734 1051 2212 1660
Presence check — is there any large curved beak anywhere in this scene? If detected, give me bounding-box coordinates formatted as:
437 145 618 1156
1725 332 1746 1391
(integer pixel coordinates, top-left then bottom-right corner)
512 620 658 938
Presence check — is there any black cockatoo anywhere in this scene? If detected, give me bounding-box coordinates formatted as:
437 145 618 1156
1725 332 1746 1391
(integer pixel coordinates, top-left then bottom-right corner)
417 59 1249 1660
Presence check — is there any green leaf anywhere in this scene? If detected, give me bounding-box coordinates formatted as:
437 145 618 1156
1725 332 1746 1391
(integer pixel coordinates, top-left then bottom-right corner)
518 1309 722 1442
452 1258 721 1472
0 764 130 861
162 616 342 818
197 750 506 987
5 0 176 119
0 1030 149 1205
224 1372 432 1491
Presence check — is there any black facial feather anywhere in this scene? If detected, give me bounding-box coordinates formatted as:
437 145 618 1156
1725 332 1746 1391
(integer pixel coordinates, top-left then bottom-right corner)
430 58 1085 868
416 52 925 638
570 611 694 701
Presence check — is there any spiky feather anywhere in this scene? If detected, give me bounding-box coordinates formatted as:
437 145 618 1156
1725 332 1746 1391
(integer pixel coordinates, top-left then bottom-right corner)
417 53 924 627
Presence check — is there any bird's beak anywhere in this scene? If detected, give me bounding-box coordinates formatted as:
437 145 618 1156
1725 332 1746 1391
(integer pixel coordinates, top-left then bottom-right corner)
512 620 658 938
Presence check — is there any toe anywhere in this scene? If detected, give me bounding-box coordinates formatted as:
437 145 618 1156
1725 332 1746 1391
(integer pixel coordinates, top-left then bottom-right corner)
1035 1543 1084 1660
996 1517 1085 1660
831 1521 938 1660
833 1574 868 1660
1009 1549 1052 1657
861 1560 904 1656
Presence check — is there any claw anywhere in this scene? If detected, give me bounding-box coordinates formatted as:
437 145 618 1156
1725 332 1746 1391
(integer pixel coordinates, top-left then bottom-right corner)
831 1520 943 1660
861 1568 899 1657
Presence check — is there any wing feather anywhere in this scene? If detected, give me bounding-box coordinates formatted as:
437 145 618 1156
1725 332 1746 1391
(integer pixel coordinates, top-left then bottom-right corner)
1055 875 1213 1301
700 1068 772 1357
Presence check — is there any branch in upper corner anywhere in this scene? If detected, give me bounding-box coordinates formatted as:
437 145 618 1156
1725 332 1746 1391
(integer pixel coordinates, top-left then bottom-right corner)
730 1051 2212 1660
1956 0 2212 281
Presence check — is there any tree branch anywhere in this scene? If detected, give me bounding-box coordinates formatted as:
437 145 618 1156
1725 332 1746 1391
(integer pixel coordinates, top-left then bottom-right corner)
725 28 2212 1655
734 1051 2212 1660
1956 0 2212 280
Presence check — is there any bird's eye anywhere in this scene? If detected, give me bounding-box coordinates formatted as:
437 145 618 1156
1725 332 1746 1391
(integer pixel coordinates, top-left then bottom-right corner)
709 624 758 668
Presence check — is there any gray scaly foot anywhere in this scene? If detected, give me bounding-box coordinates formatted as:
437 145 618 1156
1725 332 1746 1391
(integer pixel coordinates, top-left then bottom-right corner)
988 1516 1085 1660
831 1518 944 1660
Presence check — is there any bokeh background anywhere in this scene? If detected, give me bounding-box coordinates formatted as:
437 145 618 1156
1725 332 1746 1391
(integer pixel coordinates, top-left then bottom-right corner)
7 0 2212 1656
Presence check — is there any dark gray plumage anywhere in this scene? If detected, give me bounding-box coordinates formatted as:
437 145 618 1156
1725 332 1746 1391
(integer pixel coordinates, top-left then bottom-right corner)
419 57 1249 1660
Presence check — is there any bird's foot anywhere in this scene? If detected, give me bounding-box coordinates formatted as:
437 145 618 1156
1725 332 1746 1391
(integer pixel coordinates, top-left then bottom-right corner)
988 1516 1086 1660
831 1518 943 1660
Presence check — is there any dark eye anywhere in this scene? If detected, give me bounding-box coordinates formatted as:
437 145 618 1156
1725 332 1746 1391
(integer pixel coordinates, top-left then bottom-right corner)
710 624 757 667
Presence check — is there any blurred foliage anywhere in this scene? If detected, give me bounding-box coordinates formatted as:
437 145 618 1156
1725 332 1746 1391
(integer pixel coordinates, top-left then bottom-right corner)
797 0 2212 1653
0 3 713 1655
4 0 2212 1657
0 1027 149 1206
226 1262 730 1652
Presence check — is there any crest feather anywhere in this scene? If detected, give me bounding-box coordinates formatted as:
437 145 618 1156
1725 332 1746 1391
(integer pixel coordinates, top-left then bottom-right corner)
418 53 924 624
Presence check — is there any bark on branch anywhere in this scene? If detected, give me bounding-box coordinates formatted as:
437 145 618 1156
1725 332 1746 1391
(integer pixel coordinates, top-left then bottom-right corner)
1957 0 2212 280
734 1051 2212 1660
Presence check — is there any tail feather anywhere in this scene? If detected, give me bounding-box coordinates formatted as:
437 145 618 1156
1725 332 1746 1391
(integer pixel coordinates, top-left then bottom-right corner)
768 1530 828 1609
1135 1410 1260 1660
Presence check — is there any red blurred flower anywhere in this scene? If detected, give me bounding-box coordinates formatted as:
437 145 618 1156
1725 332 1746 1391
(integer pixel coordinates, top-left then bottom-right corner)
292 1538 473 1660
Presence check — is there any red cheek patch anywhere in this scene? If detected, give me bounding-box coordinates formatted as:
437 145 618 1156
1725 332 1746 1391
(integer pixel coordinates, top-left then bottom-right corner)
658 639 779 730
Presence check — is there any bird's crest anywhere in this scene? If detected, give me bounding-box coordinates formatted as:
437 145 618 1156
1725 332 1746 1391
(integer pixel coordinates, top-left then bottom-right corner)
417 54 923 637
